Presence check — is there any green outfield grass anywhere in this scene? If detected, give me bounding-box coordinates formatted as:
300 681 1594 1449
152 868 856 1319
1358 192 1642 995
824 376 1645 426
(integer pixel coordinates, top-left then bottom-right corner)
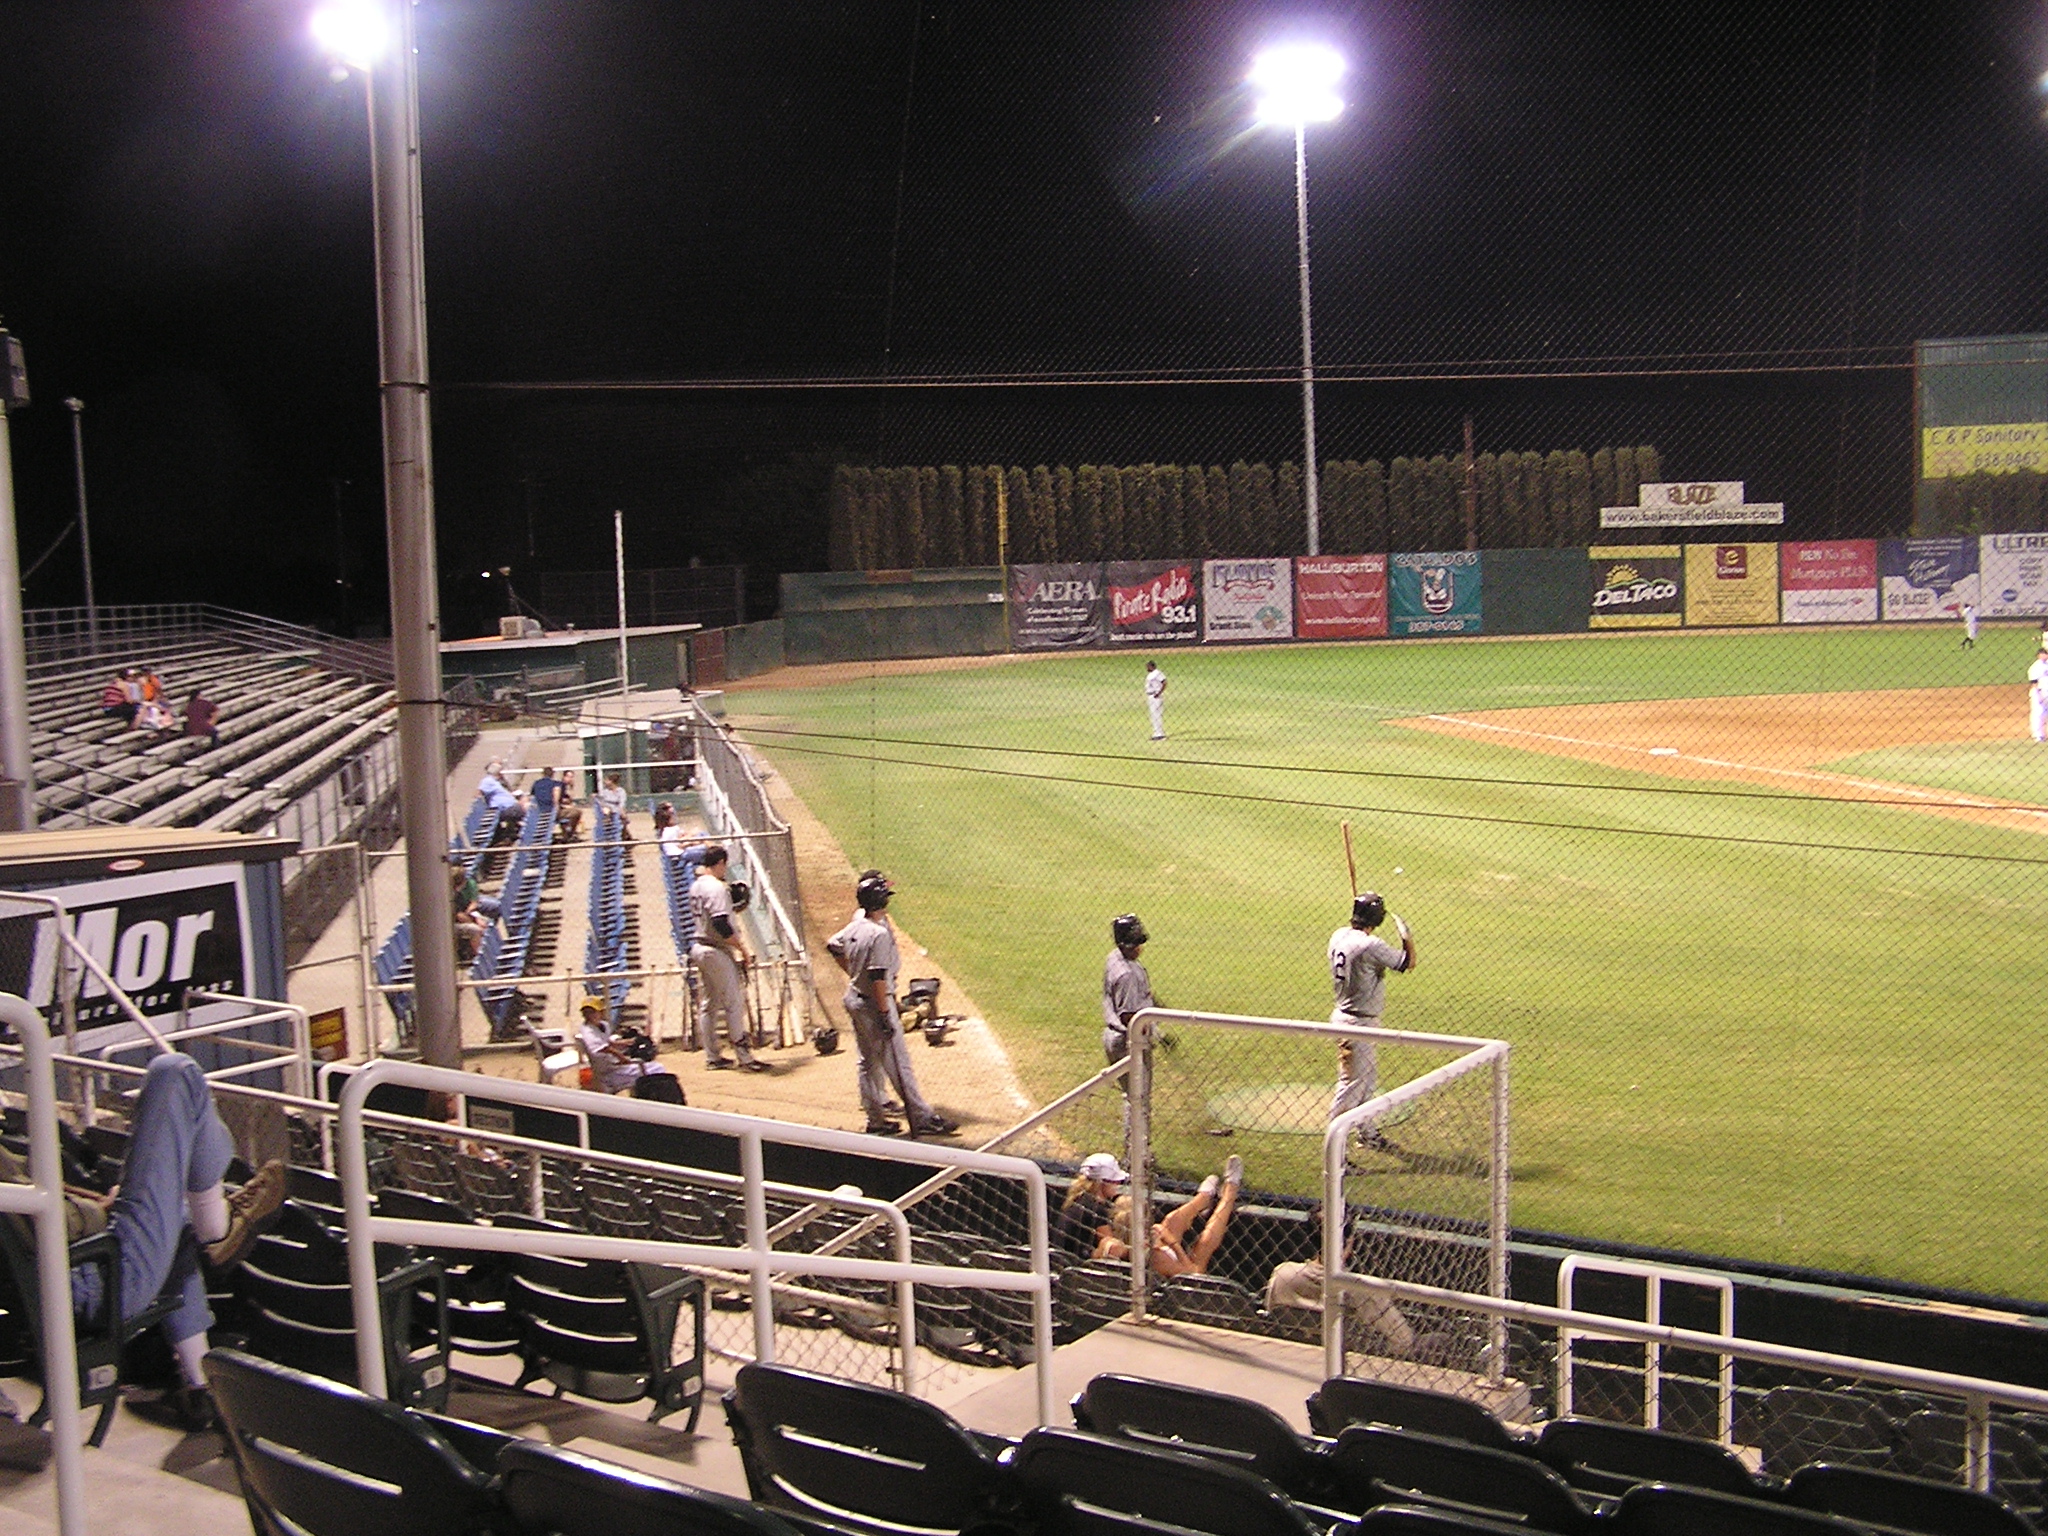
738 624 2048 1299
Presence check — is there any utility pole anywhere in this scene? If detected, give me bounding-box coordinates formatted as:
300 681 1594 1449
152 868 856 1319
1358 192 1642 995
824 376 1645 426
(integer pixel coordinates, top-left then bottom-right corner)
1462 414 1479 552
64 399 98 650
0 328 37 831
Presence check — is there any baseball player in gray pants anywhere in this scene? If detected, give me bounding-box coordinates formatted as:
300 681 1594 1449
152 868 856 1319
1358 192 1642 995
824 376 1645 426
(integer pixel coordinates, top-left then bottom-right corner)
826 871 957 1138
1102 913 1156 1150
1327 891 1415 1153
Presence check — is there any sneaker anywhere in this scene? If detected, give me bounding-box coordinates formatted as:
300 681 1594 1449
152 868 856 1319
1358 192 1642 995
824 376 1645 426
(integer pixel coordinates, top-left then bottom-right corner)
205 1159 286 1272
167 1384 216 1434
738 1059 770 1074
911 1114 959 1137
1223 1154 1244 1189
0 1415 51 1472
705 1058 737 1071
864 1119 904 1137
1198 1174 1220 1199
1361 1128 1397 1153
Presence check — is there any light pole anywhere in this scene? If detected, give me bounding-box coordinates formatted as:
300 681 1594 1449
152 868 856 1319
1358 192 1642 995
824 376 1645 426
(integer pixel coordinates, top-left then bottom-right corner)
1252 43 1345 557
63 399 97 651
0 327 37 832
315 0 462 1069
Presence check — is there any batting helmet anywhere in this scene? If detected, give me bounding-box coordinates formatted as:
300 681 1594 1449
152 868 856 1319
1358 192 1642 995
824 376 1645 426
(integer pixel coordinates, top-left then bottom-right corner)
1352 891 1387 927
1111 913 1148 948
729 880 751 912
855 871 894 911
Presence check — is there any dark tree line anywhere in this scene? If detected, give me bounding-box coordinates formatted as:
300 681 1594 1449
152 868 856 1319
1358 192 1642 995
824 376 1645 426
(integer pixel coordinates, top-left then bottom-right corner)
829 448 1664 569
1920 470 2048 538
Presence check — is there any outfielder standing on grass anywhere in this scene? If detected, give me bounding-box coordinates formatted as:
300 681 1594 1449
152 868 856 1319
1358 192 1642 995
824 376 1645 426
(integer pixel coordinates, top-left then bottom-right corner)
1328 890 1415 1154
2029 648 2048 743
1144 660 1167 740
826 871 957 1138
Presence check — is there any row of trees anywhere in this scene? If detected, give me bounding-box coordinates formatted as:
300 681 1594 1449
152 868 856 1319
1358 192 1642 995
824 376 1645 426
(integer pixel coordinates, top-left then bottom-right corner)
828 447 1664 570
1919 470 2048 537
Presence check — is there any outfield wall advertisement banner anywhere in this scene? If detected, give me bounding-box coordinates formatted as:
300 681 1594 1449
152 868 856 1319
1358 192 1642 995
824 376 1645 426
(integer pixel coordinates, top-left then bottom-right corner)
1978 533 2048 617
1294 555 1389 638
0 866 253 1048
1106 561 1200 644
1780 540 1878 624
1880 538 1980 621
1389 552 1481 635
1684 543 1779 627
1009 563 1107 650
1589 545 1683 628
1921 423 2048 478
1202 559 1295 643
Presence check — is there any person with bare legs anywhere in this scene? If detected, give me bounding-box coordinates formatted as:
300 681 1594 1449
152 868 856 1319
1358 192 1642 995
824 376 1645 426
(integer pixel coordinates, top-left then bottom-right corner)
1095 1154 1244 1277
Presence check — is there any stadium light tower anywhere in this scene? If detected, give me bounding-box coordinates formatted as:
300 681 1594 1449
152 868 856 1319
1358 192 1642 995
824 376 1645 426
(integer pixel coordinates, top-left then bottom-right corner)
314 0 462 1070
1251 42 1344 557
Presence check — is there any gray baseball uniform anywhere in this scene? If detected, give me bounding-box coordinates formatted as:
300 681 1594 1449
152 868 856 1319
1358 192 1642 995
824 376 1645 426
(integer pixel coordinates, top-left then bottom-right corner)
1328 926 1409 1120
689 868 755 1066
1101 949 1154 1067
827 909 937 1129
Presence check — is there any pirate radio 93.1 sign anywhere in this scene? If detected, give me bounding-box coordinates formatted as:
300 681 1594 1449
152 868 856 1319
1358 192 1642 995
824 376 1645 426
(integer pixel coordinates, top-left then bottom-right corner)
1389 551 1482 635
0 865 252 1047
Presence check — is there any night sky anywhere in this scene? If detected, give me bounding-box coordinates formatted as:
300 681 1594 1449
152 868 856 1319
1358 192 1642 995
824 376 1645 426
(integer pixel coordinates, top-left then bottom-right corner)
3 1 2046 637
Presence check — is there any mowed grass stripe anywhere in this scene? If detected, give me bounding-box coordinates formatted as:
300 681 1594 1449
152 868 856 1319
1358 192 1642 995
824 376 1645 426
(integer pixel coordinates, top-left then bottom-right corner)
738 625 2048 1298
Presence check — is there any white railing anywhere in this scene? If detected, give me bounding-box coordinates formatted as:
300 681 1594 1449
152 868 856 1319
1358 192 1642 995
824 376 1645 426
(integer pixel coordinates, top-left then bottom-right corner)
335 1059 1059 1422
0 996 87 1536
1556 1254 1735 1438
1327 1270 2048 1496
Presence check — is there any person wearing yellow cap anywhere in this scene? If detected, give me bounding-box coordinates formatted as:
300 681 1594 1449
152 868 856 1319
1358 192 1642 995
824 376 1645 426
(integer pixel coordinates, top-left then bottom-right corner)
578 995 682 1102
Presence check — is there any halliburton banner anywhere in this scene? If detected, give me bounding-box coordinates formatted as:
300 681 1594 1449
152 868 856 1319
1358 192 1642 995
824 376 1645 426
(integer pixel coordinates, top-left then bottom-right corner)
1294 555 1389 638
1780 540 1878 624
1880 538 1979 621
1589 545 1683 628
1008 563 1107 650
1978 533 2048 617
1202 559 1295 643
1389 551 1482 635
1106 561 1200 644
1684 542 1779 627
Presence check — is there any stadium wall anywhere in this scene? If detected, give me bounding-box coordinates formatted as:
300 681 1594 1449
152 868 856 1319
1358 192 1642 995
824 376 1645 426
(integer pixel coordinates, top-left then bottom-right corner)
780 569 1007 665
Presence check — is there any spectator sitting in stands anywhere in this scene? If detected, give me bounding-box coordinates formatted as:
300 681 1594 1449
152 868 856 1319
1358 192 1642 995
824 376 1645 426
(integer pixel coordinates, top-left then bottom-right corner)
1058 1151 1128 1264
139 667 166 708
100 668 139 724
596 772 629 837
577 996 683 1103
135 697 177 738
0 1051 287 1431
450 863 495 964
528 764 580 839
184 692 219 748
1264 1206 1432 1361
1096 1154 1244 1278
653 801 701 863
477 759 525 833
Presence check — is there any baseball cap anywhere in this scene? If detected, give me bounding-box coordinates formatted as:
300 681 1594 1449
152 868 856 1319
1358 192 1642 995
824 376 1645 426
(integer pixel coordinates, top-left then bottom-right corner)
1079 1152 1129 1184
578 996 607 1015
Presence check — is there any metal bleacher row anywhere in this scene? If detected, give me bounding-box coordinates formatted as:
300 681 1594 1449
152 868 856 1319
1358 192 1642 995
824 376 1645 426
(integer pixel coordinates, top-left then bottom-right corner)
28 639 394 831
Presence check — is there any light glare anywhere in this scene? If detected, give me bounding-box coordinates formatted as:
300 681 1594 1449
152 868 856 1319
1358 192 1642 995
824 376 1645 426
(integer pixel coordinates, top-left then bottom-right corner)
1251 43 1346 125
311 1 388 72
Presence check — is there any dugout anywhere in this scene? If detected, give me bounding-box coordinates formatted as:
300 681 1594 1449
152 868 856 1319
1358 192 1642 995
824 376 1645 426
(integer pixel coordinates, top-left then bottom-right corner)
0 826 297 1078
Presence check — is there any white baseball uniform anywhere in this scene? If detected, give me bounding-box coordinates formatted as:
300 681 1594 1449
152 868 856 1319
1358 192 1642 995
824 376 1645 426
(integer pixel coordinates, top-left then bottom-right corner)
1328 926 1410 1122
1144 665 1167 740
2029 656 2048 743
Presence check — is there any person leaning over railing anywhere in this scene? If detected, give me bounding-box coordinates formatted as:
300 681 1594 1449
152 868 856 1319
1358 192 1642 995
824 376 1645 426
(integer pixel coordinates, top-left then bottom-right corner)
0 1052 286 1435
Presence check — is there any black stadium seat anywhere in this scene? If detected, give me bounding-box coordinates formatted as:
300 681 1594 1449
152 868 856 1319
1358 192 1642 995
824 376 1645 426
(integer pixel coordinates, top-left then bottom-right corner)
1785 1462 2039 1536
500 1438 816 1536
1758 1385 1898 1479
1308 1377 1528 1451
1533 1417 1765 1500
1011 1426 1323 1536
1331 1424 1599 1534
1606 1482 1868 1536
205 1348 501 1536
1073 1373 1339 1507
724 1361 1022 1536
1355 1507 1550 1536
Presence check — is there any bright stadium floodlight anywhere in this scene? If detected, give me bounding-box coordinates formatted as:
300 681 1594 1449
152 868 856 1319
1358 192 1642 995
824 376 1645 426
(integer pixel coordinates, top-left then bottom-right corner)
1251 42 1346 554
1251 43 1345 126
311 0 388 73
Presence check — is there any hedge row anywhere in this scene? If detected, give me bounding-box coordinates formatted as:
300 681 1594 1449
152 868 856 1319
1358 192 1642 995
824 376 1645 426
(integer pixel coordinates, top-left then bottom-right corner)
828 448 1662 569
1920 469 2048 537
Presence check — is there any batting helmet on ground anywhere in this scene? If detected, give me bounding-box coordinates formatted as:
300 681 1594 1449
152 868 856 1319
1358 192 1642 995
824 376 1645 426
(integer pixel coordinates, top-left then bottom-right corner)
1112 913 1148 948
1352 892 1387 927
856 871 894 911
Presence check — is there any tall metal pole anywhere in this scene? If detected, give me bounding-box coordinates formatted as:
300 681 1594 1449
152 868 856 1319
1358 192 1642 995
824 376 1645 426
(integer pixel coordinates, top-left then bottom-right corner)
367 0 459 1068
63 400 97 651
0 330 39 832
613 509 629 713
1293 123 1321 558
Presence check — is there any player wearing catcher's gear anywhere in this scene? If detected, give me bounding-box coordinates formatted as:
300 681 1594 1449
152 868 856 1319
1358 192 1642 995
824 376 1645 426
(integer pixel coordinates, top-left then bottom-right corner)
689 846 766 1072
825 871 957 1138
1328 891 1415 1152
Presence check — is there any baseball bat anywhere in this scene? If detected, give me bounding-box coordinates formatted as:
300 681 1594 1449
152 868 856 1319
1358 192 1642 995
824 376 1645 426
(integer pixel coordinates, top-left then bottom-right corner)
1341 820 1357 897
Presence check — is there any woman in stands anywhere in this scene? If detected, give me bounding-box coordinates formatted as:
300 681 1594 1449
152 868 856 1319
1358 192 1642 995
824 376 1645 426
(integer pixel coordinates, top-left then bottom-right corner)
1095 1153 1245 1278
1058 1151 1128 1264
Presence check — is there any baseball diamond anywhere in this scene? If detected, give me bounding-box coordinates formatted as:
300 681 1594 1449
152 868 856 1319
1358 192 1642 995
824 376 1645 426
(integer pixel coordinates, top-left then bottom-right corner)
729 620 2048 1302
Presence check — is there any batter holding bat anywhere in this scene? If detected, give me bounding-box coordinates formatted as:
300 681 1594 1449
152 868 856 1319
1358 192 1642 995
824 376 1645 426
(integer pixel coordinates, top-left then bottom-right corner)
1329 822 1415 1153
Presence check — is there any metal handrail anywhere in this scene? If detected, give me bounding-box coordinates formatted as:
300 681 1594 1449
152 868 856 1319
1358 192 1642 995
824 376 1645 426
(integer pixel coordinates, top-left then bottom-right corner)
336 1058 1057 1422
